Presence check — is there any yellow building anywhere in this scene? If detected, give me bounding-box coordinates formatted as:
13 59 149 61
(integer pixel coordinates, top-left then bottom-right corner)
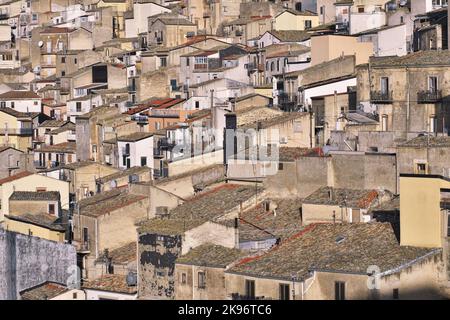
310 34 373 66
273 9 319 31
4 213 66 242
400 174 450 248
96 0 130 39
0 108 34 152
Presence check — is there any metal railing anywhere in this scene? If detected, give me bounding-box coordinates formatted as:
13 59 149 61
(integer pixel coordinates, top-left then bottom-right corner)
0 128 33 135
370 90 393 103
417 90 442 103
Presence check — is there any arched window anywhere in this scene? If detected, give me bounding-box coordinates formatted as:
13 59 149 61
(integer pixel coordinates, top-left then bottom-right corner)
271 61 275 72
266 61 269 70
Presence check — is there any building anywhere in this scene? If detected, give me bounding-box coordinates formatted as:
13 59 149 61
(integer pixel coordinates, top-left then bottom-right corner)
0 90 42 113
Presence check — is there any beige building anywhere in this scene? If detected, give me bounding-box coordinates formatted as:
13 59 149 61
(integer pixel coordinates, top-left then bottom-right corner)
273 9 319 31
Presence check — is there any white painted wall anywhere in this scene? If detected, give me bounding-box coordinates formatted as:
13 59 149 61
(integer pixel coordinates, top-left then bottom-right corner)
303 78 357 107
0 99 41 113
117 136 154 169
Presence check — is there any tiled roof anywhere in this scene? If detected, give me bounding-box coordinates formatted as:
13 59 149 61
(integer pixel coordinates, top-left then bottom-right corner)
20 281 69 300
138 184 260 235
398 136 450 148
40 119 66 128
38 142 76 153
40 27 74 34
239 111 309 130
97 166 150 184
369 50 450 67
157 17 196 26
49 122 75 135
268 30 312 42
78 189 147 218
104 242 136 264
303 186 379 209
227 223 440 281
117 132 154 142
82 275 137 294
236 106 283 127
9 191 60 201
238 198 304 241
176 244 246 268
0 171 33 185
5 213 65 232
279 147 324 161
0 107 36 118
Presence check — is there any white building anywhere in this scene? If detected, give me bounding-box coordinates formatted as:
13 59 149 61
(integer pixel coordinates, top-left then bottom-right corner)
0 90 42 113
117 132 154 169
124 1 171 38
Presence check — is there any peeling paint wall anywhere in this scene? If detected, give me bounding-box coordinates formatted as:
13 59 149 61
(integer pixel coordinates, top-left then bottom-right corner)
0 228 77 300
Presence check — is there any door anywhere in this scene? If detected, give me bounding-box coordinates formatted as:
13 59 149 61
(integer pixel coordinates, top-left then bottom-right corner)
126 158 131 169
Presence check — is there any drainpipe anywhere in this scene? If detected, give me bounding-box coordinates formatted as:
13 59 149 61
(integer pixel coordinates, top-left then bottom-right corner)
406 66 410 134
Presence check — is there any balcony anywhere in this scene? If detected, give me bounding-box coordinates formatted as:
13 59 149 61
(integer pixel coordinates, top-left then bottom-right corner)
278 92 299 112
158 138 176 150
131 115 148 124
128 84 136 93
153 168 168 179
0 13 9 20
0 128 33 135
33 160 46 168
417 90 442 104
230 293 269 300
370 90 393 104
153 148 164 158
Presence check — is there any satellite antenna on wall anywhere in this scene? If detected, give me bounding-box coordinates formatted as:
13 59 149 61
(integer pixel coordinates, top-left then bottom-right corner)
38 40 44 48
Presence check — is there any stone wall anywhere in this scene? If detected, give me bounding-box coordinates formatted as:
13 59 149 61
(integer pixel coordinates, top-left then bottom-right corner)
0 228 76 300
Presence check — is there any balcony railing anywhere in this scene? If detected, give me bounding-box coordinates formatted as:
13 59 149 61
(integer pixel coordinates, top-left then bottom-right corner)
230 293 269 300
153 148 164 158
33 160 45 168
0 128 33 135
131 115 148 124
158 138 176 150
370 90 393 104
417 90 442 103
128 84 136 92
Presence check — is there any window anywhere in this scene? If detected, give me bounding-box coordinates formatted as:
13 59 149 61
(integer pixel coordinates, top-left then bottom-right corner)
380 77 389 94
76 102 82 112
304 20 312 29
170 79 177 91
245 280 255 299
428 76 438 93
36 187 47 192
122 155 127 166
186 58 190 66
335 281 345 300
83 227 89 244
48 204 55 215
279 284 290 300
400 16 404 24
160 57 167 67
195 101 200 109
278 162 284 171
0 101 5 108
358 6 364 13
429 115 436 133
181 273 187 285
393 288 399 300
447 213 450 237
73 292 77 299
382 114 388 131
10 102 14 109
61 71 65 76
74 58 77 64
141 156 147 166
416 162 427 174
320 6 324 15
198 272 206 289
61 57 65 63
34 101 38 105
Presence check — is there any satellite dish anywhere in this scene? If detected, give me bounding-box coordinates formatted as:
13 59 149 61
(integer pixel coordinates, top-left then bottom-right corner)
126 271 137 286
38 41 44 48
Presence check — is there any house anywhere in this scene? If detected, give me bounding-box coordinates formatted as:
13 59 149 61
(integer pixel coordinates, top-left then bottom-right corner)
38 161 119 201
175 244 246 300
148 14 197 48
273 9 319 31
310 34 373 66
301 186 390 224
124 1 171 38
8 191 61 217
258 30 312 48
72 188 149 279
19 281 85 300
117 132 155 169
33 142 77 169
0 171 70 221
4 213 66 242
356 51 450 142
137 184 263 299
95 166 152 193
225 223 444 300
94 241 137 278
355 24 408 57
0 108 40 152
82 274 138 300
0 90 42 113
0 146 27 179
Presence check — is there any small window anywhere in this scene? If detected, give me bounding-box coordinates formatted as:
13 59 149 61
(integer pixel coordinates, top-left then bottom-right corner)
279 283 290 300
393 288 399 300
61 71 65 76
245 280 255 299
195 101 200 109
74 58 77 64
304 20 312 29
73 292 77 299
335 281 345 300
61 57 65 63
160 57 167 67
429 76 438 93
141 156 147 166
198 272 206 289
48 204 55 215
181 273 187 285
76 102 82 112
358 6 364 13
10 102 14 109
36 187 47 192
34 101 38 105
278 162 284 171
416 163 427 174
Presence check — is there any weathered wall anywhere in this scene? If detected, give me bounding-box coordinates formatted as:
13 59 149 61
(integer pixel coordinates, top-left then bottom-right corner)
0 228 76 300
